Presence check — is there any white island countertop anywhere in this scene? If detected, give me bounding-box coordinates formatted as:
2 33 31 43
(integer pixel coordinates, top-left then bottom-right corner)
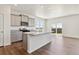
23 32 52 35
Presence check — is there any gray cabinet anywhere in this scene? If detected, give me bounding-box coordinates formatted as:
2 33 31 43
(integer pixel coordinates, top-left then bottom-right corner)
11 30 22 42
22 15 28 22
29 18 35 27
11 14 35 27
11 15 21 26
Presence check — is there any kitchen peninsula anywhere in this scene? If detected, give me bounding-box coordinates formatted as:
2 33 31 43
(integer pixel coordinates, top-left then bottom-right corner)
23 32 52 53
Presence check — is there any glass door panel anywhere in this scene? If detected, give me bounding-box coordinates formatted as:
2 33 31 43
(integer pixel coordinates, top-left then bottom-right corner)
51 24 56 33
57 23 62 33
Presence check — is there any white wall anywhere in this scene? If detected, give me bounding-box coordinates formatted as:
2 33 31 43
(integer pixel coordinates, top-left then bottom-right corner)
47 14 79 38
0 5 11 46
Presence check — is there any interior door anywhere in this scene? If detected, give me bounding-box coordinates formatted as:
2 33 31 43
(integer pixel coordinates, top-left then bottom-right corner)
0 14 4 46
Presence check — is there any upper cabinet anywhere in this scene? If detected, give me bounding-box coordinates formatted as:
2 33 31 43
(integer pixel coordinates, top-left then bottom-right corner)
29 18 35 27
11 14 21 26
11 14 35 27
11 9 22 26
22 15 28 22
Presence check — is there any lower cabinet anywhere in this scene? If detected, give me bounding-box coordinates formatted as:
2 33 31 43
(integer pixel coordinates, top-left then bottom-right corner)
11 30 22 42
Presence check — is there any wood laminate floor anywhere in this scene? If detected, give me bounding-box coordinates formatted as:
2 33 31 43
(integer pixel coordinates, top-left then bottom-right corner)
0 34 79 55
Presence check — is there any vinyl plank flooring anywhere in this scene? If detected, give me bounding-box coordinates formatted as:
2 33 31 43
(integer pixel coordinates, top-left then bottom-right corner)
0 35 79 55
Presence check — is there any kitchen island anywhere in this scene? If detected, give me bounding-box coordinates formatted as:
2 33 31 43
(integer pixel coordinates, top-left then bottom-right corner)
23 32 52 53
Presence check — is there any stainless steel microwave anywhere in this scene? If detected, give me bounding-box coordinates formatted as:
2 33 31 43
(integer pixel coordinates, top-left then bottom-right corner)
21 21 28 26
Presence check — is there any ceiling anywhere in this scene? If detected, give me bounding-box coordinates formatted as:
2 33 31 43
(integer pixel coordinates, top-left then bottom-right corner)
11 4 79 19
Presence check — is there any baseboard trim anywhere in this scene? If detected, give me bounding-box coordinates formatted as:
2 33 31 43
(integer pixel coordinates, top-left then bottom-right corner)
11 40 23 44
63 36 79 40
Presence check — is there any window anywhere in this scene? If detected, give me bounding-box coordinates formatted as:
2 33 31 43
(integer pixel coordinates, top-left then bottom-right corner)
35 19 44 28
35 18 45 32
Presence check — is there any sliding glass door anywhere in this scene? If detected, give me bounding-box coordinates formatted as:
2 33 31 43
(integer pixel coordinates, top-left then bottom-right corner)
51 23 62 34
51 24 56 33
57 23 62 34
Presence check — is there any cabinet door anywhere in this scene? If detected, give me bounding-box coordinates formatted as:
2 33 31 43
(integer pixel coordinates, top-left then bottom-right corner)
0 14 4 46
29 18 35 27
11 30 22 42
22 16 28 22
11 15 21 26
